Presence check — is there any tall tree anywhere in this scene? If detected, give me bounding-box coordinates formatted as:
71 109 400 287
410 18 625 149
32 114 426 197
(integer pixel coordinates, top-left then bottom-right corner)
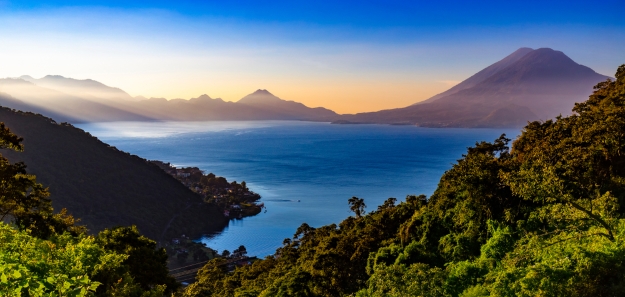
95 226 179 295
0 122 82 238
348 196 366 218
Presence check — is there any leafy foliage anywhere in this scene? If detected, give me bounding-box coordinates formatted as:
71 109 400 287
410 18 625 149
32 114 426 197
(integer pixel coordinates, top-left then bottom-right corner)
94 226 179 295
181 64 625 297
0 119 179 296
357 64 625 297
182 196 421 296
0 223 117 296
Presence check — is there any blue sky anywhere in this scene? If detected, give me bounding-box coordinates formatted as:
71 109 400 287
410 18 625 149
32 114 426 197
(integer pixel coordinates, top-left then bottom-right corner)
1 0 623 113
6 0 622 27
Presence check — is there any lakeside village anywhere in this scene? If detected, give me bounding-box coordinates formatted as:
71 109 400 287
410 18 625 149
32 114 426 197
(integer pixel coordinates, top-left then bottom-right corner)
150 160 265 218
150 160 263 272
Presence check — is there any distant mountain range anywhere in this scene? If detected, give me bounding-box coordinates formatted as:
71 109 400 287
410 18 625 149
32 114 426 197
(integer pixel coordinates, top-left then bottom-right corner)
0 77 151 122
132 89 336 121
0 47 612 127
334 48 611 127
0 77 337 122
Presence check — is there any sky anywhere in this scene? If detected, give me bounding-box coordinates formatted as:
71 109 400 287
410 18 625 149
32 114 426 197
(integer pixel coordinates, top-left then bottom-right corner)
0 0 624 113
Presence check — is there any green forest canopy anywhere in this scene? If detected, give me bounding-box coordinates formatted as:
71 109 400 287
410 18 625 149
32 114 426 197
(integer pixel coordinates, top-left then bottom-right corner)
182 64 625 297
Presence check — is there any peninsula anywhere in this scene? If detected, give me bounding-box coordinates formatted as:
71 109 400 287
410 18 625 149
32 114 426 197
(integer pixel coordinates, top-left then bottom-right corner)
150 161 264 219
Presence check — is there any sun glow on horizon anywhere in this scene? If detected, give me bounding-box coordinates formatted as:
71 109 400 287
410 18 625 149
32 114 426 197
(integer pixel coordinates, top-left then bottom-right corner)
0 3 623 113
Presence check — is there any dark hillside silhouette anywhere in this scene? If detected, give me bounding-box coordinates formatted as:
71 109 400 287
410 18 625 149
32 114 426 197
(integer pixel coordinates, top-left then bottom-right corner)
0 107 226 241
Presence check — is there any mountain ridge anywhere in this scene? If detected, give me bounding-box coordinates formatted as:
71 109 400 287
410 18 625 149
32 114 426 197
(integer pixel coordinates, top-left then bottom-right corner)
334 47 610 127
0 78 337 122
20 75 135 102
0 77 152 122
0 47 610 127
416 47 535 105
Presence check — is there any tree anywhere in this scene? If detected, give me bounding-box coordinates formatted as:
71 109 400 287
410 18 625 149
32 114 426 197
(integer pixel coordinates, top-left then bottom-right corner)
0 122 172 296
0 222 122 297
177 64 625 297
0 122 22 150
360 64 625 297
503 65 625 241
234 245 247 257
348 196 366 218
378 197 397 210
0 122 83 239
95 226 179 295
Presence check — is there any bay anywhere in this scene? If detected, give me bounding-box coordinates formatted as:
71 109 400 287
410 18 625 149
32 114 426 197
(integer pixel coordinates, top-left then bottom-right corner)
76 121 519 257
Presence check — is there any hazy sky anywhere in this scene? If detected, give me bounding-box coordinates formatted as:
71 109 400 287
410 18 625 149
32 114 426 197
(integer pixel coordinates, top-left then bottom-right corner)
1 0 624 113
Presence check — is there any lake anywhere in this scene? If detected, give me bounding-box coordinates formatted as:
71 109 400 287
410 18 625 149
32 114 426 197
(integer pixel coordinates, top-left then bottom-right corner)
76 121 519 257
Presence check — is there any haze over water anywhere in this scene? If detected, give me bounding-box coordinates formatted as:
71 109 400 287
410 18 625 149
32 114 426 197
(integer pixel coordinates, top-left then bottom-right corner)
77 121 519 256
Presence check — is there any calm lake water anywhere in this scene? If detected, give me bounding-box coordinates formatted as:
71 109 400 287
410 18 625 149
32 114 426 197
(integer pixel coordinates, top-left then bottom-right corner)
76 121 519 257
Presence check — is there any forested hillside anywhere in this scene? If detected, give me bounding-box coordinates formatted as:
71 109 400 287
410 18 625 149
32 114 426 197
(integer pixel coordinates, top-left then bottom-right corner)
0 108 226 241
0 121 179 296
181 64 625 296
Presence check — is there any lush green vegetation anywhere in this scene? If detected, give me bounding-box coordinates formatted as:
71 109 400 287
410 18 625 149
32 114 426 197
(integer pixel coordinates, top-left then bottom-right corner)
181 64 625 296
0 121 178 296
0 223 114 297
0 222 181 296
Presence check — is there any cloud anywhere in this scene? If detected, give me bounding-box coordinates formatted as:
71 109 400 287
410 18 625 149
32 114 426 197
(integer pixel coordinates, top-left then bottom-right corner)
437 80 461 87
